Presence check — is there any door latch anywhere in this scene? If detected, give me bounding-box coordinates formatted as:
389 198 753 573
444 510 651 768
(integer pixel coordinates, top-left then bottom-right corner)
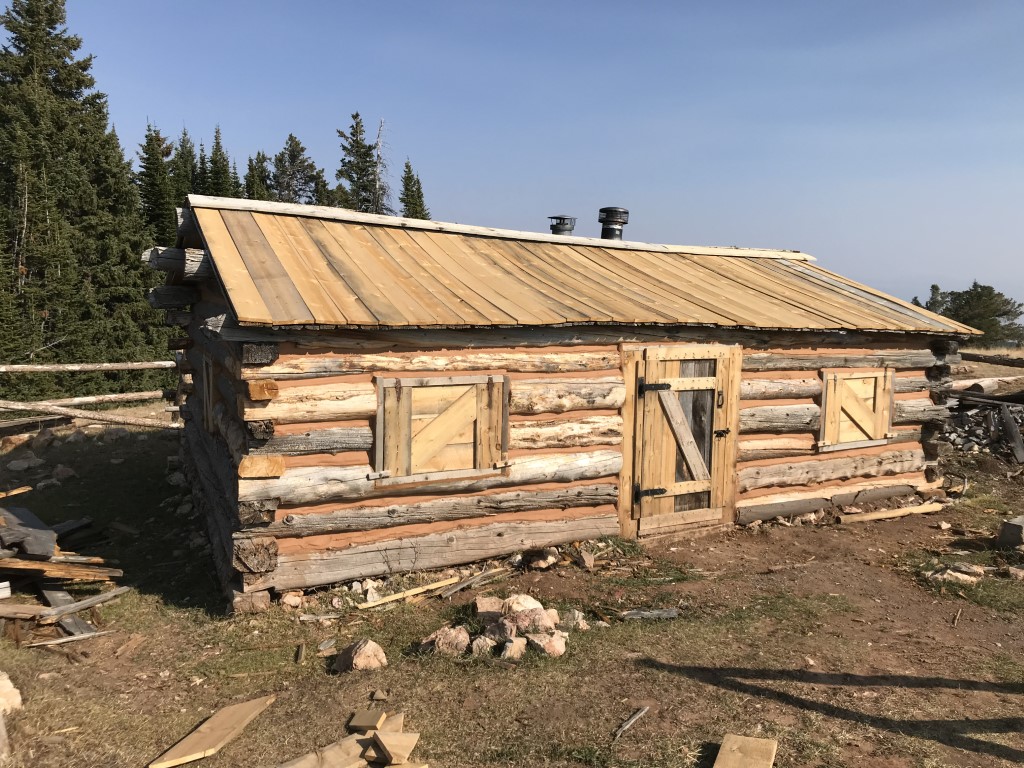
633 484 667 504
714 428 731 438
637 377 671 396
717 390 725 407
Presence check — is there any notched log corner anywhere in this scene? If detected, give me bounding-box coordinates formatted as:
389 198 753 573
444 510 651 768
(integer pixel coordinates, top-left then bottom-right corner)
233 536 279 573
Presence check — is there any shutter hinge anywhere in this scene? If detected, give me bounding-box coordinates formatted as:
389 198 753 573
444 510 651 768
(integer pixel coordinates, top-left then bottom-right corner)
714 428 731 438
633 484 667 504
637 377 671 396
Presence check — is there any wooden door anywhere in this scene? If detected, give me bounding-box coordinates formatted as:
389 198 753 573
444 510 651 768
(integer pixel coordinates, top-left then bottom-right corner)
630 344 741 537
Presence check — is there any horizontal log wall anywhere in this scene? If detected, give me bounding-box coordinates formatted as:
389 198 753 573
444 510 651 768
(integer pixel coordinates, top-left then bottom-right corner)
176 321 960 591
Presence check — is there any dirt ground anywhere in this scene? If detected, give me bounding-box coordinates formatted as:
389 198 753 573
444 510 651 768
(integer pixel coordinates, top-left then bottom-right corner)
1 421 1024 767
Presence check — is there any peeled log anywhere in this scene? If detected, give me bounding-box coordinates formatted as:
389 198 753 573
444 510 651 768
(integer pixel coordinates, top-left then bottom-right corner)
259 484 619 538
738 448 926 493
249 415 623 455
742 350 943 372
739 376 929 400
740 399 949 433
238 449 622 505
244 378 625 423
243 350 623 380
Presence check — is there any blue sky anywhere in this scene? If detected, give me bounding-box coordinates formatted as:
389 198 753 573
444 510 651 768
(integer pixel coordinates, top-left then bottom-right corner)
57 1 1024 303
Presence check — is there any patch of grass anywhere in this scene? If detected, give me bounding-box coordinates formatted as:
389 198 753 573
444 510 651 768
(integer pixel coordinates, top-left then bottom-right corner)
902 548 1024 613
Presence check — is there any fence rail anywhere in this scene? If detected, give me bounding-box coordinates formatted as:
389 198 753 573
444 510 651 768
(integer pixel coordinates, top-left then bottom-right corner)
0 361 176 374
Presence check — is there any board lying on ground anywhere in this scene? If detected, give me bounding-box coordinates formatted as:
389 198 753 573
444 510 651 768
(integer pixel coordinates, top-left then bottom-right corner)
146 195 978 610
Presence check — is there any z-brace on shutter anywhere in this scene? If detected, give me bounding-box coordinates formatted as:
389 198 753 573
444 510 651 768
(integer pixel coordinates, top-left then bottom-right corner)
376 375 509 479
819 368 894 450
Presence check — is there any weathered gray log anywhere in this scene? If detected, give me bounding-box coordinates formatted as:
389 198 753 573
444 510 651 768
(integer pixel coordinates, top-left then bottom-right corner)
736 484 919 524
164 310 192 327
147 285 200 310
960 352 1024 369
242 512 620 592
238 449 622 505
251 484 619 538
0 399 179 430
203 314 932 351
737 449 926 493
177 207 203 249
0 361 175 373
741 351 949 372
739 376 928 400
243 350 623 380
740 399 949 433
238 500 278 526
0 390 166 412
247 415 623 456
232 537 279 573
142 246 213 280
244 378 625 423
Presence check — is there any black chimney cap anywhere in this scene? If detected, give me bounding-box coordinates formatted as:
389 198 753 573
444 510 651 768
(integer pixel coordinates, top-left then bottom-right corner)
598 207 629 225
548 214 576 236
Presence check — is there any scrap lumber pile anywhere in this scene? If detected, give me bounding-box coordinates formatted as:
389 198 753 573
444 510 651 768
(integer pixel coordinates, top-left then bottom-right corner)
279 707 425 768
0 498 124 646
943 391 1024 463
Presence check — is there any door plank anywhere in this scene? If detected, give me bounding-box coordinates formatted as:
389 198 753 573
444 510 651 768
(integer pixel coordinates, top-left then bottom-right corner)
657 390 711 481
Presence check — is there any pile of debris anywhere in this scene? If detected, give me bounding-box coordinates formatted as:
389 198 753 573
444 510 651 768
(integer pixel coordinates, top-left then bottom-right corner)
0 491 125 647
943 390 1024 463
418 593 593 661
280 707 424 768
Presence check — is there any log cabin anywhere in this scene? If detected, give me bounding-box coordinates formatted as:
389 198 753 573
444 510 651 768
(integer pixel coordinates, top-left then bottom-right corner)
145 195 978 611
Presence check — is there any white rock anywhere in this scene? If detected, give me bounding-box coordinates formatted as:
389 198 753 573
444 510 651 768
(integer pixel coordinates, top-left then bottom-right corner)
545 608 560 626
1007 567 1024 581
102 427 130 442
527 546 560 569
483 618 517 642
526 631 568 658
334 639 388 672
166 471 187 487
35 478 61 490
52 464 77 481
421 626 471 656
280 591 303 608
950 562 986 577
558 609 590 631
502 594 544 614
350 581 364 595
0 672 22 714
364 585 381 603
470 636 497 657
929 569 979 586
508 607 556 633
500 637 527 660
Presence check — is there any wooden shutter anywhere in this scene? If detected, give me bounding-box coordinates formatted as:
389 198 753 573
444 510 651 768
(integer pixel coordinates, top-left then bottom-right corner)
377 375 507 479
820 368 894 450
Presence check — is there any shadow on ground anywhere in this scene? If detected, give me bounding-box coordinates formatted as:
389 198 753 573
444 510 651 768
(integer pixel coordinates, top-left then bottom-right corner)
641 659 1024 764
1 425 223 614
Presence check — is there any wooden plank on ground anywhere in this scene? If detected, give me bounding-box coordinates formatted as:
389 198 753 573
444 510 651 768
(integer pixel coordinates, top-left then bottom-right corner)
713 734 778 768
373 730 420 765
36 586 130 625
148 694 276 768
40 581 94 635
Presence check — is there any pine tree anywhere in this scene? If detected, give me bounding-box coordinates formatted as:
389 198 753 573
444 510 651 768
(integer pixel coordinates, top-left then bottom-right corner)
136 123 177 244
399 159 430 219
168 126 197 206
271 134 325 204
195 141 209 195
230 160 242 197
208 126 233 197
244 151 273 200
913 282 1024 346
0 0 169 398
337 112 385 213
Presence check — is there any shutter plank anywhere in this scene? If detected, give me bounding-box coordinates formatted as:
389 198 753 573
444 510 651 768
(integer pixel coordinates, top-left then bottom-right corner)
410 387 478 467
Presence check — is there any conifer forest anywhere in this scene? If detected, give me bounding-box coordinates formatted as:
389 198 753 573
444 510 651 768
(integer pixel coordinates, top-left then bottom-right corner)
0 0 430 400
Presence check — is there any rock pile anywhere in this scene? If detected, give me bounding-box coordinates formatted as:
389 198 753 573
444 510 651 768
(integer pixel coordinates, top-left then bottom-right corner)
419 593 591 661
942 400 1024 460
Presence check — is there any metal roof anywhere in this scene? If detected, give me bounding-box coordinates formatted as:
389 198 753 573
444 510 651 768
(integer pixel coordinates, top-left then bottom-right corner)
187 195 977 335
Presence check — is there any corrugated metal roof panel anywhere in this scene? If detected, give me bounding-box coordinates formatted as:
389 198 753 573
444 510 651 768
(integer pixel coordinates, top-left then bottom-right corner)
187 196 979 335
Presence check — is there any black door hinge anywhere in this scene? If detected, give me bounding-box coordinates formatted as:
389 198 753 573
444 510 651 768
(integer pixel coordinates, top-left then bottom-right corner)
637 377 671 396
714 428 731 438
634 484 667 504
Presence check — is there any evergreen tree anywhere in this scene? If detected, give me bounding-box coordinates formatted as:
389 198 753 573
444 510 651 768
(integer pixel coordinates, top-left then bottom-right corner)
0 0 169 398
913 282 1024 346
337 112 390 213
399 159 430 219
313 168 342 207
244 151 273 201
208 126 234 197
230 160 242 197
195 141 209 195
271 134 324 204
168 126 197 206
136 123 177 244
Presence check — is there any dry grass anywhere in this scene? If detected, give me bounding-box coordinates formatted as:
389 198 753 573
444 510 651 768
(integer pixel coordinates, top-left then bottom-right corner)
2 431 1024 766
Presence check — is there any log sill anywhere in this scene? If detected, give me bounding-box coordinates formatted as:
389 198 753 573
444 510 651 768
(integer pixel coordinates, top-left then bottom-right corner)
816 437 891 453
373 466 507 491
